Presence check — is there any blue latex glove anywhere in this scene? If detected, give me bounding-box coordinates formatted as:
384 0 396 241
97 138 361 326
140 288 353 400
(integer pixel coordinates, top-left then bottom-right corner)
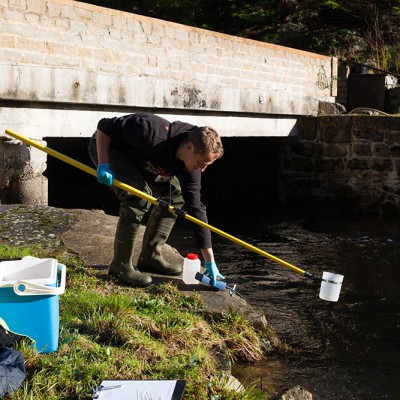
204 261 225 287
97 163 114 187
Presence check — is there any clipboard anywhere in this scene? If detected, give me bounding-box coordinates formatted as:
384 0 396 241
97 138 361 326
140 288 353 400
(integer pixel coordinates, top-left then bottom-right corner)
92 379 186 400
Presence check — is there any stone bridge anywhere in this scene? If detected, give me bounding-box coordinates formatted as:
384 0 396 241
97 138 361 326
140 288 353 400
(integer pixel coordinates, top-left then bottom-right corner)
2 0 398 216
1 0 336 138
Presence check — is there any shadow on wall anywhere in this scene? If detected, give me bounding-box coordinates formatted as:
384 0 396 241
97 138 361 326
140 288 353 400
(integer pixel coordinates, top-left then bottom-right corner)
44 137 119 215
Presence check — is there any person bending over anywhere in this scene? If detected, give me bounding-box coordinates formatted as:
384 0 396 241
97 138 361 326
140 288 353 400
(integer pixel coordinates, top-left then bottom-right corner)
88 112 224 288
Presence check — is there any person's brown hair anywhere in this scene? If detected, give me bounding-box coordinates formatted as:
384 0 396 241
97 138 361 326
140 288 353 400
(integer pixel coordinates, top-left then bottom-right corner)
186 126 224 158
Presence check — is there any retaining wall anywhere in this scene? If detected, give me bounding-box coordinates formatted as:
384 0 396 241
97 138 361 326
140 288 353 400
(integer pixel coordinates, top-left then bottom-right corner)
282 116 400 216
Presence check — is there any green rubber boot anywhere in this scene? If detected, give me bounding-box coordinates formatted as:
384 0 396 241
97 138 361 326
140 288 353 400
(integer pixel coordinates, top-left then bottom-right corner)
138 207 182 276
109 219 152 287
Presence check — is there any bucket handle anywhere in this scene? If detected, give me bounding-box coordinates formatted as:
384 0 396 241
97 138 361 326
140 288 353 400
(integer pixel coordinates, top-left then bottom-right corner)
13 263 66 296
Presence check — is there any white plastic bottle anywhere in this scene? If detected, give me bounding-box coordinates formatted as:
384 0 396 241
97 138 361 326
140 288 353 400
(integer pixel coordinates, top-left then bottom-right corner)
182 253 201 284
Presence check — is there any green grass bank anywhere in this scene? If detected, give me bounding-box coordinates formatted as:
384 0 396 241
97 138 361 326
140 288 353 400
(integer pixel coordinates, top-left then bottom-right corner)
1 242 282 400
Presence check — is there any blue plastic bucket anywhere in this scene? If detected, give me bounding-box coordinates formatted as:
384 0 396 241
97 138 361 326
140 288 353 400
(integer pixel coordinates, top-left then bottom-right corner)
0 256 66 353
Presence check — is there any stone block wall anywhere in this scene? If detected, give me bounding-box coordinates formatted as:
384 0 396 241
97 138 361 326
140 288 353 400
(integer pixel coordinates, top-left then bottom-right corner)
281 116 400 216
0 137 48 204
0 0 336 120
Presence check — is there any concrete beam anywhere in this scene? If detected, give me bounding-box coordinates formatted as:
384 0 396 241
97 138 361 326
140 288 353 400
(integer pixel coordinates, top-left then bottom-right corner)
1 106 298 140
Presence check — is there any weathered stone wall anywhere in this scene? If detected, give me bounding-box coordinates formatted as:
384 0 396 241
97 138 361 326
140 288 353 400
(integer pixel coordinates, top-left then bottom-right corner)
281 116 400 216
0 137 48 204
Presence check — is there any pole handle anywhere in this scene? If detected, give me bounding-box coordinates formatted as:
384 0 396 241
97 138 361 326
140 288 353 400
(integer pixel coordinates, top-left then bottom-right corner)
195 272 227 291
13 263 66 296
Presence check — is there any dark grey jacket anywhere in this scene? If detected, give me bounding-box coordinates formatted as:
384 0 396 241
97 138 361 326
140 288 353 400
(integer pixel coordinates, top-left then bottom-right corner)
0 347 26 397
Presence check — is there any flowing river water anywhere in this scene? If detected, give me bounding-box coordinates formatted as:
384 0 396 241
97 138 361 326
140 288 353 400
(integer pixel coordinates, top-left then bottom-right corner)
170 212 400 400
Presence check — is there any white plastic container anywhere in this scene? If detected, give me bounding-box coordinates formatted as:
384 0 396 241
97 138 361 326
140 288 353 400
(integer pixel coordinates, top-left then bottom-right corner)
182 254 201 285
0 256 66 353
319 271 344 302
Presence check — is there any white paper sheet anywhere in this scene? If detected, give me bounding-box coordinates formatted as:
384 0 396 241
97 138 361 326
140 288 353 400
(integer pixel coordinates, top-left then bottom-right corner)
94 380 178 400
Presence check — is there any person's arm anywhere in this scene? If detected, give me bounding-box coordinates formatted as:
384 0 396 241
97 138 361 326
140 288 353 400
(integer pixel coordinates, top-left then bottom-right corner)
200 248 214 263
95 129 114 187
179 171 225 286
201 248 225 286
96 129 111 165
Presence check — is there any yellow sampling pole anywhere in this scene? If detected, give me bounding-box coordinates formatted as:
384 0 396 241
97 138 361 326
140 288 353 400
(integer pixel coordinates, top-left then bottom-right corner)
4 128 317 281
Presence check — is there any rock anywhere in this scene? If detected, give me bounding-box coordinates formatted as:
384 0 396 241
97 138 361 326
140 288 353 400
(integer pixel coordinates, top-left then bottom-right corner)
271 385 313 400
226 375 244 392
60 208 184 270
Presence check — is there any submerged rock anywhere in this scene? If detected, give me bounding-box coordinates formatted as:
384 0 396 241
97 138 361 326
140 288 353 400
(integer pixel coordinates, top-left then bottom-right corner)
271 385 313 400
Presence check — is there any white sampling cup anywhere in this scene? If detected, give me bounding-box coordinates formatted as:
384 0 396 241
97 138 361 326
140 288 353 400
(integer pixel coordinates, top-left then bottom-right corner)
182 254 201 284
319 272 344 302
